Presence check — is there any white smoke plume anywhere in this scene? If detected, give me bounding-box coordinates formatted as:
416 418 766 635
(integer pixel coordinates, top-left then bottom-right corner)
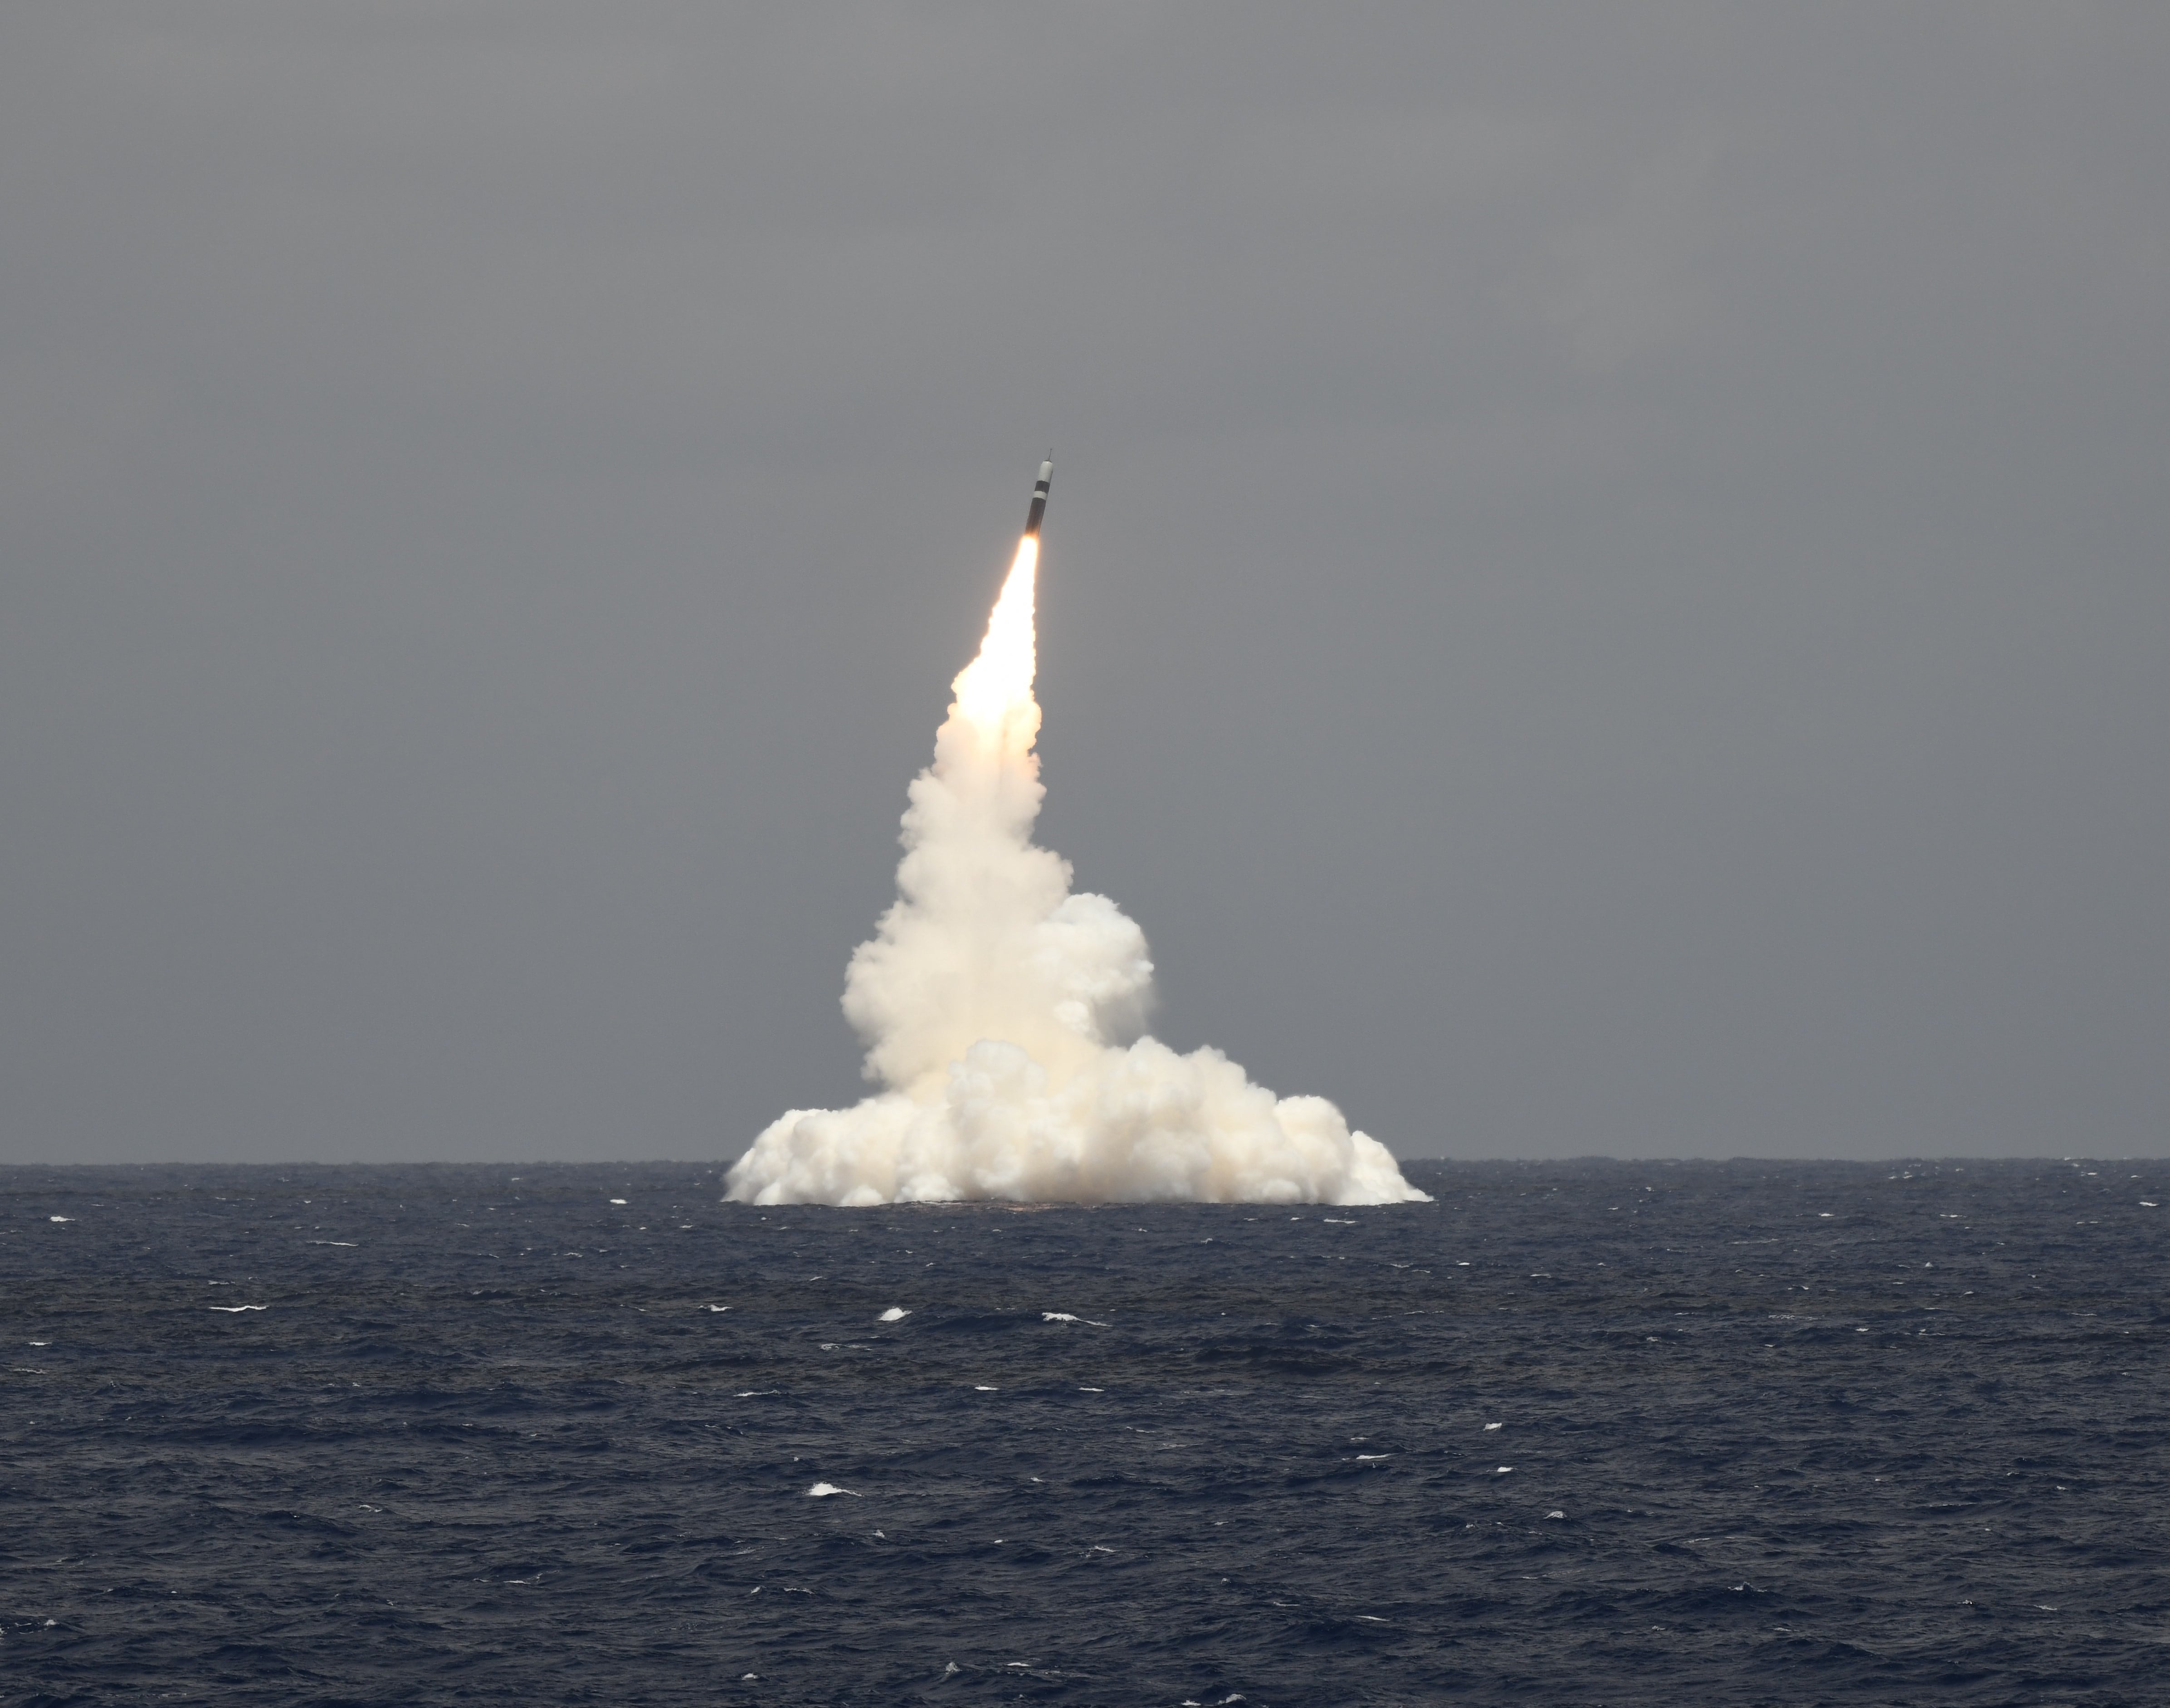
726 535 1428 1207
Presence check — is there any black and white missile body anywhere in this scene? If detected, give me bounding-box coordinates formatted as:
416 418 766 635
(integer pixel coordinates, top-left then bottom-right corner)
1023 457 1053 536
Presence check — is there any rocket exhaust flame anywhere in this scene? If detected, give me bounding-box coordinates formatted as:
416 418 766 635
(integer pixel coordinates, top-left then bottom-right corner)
725 472 1426 1207
951 533 1038 743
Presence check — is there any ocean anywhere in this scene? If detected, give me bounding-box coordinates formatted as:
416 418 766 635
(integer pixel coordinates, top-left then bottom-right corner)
2 1159 2162 1705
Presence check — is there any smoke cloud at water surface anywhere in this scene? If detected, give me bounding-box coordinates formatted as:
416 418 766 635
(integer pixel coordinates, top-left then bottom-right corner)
726 536 1427 1207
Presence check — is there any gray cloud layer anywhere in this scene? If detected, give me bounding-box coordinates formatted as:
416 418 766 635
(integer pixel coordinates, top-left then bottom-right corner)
3 5 2164 1162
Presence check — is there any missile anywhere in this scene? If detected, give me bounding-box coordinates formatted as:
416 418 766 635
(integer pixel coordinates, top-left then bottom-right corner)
1023 456 1053 536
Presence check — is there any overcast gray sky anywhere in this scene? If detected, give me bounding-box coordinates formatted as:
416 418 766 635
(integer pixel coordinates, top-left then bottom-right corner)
2 4 2164 1165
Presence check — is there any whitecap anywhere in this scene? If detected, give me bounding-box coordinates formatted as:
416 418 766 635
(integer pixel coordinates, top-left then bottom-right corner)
1042 1311 1110 1326
48 1216 72 1223
1355 1453 1391 1461
1484 1421 1503 1431
704 1304 731 1313
1546 1510 1565 1519
878 1306 910 1321
209 1305 269 1313
1495 1465 1514 1473
806 1482 858 1498
974 1384 1000 1392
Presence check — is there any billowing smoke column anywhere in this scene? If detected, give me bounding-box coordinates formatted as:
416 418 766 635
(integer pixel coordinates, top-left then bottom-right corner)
726 475 1427 1207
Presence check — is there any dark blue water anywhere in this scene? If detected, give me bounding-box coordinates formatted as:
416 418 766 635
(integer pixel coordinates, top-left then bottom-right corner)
3 1160 2163 1705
